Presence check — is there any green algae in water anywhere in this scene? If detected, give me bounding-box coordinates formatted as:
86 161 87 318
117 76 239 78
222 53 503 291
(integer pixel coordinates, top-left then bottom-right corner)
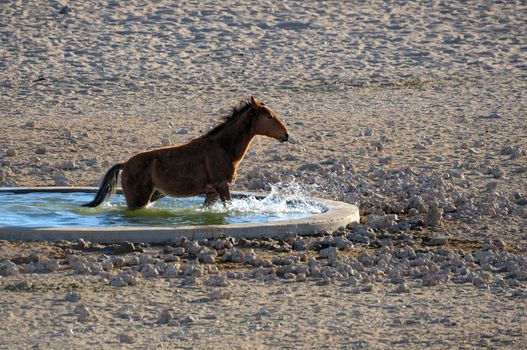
0 191 325 228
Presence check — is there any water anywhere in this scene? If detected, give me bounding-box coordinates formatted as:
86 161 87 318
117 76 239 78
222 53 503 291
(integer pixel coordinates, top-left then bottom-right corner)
0 186 326 228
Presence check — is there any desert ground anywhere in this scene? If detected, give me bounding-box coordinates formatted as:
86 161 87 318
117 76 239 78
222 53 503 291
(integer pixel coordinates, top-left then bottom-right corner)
0 1 526 349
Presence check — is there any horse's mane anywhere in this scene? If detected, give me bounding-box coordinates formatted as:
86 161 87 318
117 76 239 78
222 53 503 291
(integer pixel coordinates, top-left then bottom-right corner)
200 100 253 138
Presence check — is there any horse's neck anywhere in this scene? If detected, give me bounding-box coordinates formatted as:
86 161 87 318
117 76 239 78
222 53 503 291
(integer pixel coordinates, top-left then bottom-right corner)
216 114 255 162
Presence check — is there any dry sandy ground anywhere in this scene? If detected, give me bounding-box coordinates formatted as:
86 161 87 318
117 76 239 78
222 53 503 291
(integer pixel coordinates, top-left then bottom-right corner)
1 1 527 349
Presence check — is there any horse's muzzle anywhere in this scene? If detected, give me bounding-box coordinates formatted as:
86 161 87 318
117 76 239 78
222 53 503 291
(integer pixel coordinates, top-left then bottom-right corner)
280 133 289 142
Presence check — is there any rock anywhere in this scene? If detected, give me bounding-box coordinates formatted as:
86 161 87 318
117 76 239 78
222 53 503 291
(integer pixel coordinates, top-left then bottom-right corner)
59 5 71 14
297 163 322 172
75 305 94 322
427 236 449 246
393 283 410 293
35 147 46 155
204 275 229 287
64 292 82 302
180 315 197 324
141 264 159 278
176 128 189 135
424 205 443 226
158 309 174 324
54 175 70 186
85 158 98 167
60 160 78 170
364 127 373 136
25 120 36 128
367 214 397 230
0 260 19 276
209 290 231 300
197 252 216 264
319 246 338 259
5 148 17 157
119 333 135 344
379 156 393 166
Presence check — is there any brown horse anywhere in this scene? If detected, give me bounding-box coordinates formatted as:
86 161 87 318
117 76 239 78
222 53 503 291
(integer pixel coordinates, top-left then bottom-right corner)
83 97 289 209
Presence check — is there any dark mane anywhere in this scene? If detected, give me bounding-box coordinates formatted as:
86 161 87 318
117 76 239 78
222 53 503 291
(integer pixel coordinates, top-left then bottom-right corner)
201 100 252 138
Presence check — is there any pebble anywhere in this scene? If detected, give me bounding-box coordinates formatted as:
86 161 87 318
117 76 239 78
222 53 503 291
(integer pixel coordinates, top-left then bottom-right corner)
35 147 46 155
54 175 70 186
24 120 36 128
180 315 197 324
367 214 398 230
297 163 322 172
158 309 174 324
204 275 229 287
0 260 19 276
59 5 71 14
119 333 135 344
176 128 189 135
59 160 78 170
64 292 82 302
75 304 94 322
427 236 449 246
319 246 338 259
424 205 443 227
5 148 17 157
394 283 410 293
209 290 231 300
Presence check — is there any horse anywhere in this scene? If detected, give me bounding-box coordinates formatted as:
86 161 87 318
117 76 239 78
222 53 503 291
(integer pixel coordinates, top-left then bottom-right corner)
83 97 289 209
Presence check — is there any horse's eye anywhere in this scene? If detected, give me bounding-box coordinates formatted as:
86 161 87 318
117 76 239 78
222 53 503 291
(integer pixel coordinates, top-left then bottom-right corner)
267 114 273 119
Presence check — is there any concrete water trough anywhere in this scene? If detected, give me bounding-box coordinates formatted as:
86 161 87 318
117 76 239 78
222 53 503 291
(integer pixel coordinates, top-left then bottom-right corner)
0 187 359 243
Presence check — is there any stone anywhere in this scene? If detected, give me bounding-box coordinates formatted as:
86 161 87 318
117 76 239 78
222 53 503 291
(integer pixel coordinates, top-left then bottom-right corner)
59 5 71 14
64 292 82 302
5 148 17 157
424 205 443 226
297 163 322 172
394 283 410 293
379 156 393 166
0 260 19 276
180 315 197 324
119 333 135 344
158 309 174 324
176 128 189 135
367 214 397 230
319 246 338 259
75 305 94 322
427 236 449 246
54 175 70 186
209 290 231 300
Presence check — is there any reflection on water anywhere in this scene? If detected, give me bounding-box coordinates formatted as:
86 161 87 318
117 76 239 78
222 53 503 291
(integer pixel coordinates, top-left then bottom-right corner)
0 187 326 228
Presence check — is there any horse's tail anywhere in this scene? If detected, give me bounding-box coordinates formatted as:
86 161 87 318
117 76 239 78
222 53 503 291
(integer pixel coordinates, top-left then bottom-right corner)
83 163 122 207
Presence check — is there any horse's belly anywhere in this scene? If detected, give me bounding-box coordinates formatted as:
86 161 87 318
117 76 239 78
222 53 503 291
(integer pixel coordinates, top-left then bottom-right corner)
152 167 211 197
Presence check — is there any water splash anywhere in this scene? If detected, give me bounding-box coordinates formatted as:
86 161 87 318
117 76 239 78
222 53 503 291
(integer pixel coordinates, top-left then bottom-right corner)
205 181 326 215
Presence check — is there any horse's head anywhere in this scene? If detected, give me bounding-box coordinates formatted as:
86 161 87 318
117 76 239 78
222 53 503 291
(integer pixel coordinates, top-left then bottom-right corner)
249 97 289 142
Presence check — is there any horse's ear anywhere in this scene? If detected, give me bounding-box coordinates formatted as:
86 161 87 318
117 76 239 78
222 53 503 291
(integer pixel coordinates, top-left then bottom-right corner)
250 96 260 107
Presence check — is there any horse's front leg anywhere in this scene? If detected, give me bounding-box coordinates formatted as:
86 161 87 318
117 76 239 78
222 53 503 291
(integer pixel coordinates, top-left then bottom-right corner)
203 192 219 207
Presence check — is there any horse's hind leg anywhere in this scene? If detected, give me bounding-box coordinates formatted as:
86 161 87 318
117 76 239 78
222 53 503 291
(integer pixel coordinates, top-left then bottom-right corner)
215 183 231 204
149 190 166 204
203 192 218 206
122 177 154 210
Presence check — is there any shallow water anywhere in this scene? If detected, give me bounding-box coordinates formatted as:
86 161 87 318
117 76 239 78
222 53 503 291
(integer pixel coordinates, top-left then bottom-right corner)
0 190 325 228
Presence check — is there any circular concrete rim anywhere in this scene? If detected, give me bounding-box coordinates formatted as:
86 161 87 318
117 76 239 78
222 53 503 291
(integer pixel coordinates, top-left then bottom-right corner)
0 187 359 243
